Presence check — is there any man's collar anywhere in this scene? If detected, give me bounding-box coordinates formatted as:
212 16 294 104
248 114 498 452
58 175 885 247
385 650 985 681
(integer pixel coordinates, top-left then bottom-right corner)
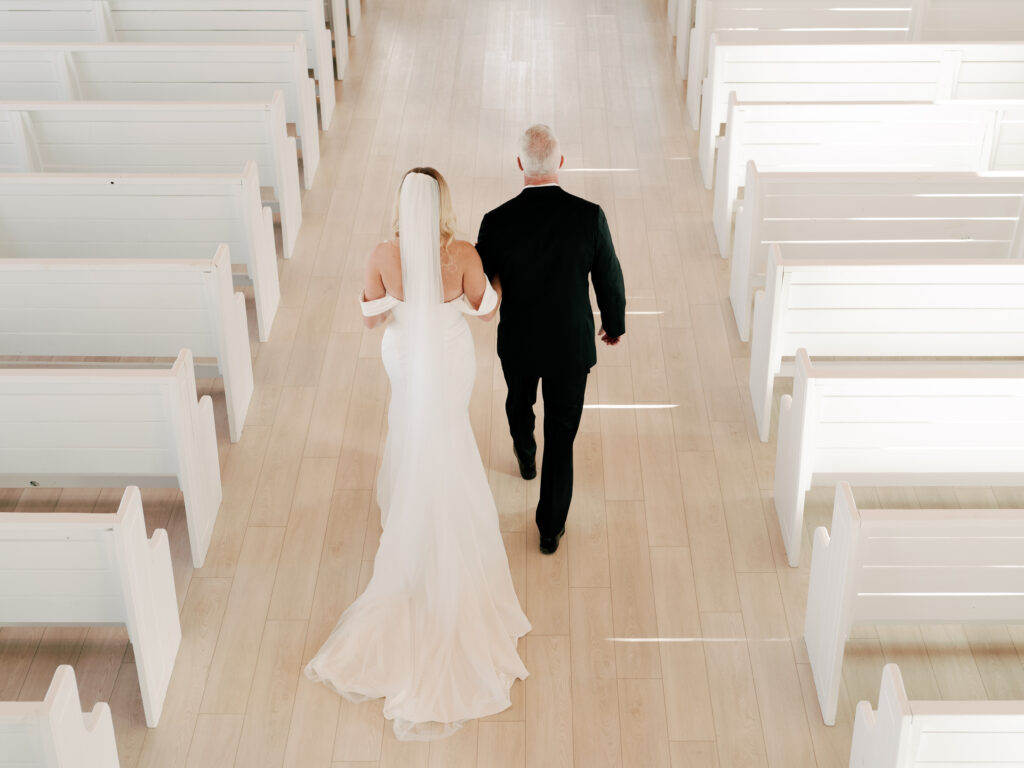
522 182 560 189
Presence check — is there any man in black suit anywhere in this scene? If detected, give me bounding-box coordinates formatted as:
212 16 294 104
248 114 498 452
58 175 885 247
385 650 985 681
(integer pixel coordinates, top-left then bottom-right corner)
476 124 626 555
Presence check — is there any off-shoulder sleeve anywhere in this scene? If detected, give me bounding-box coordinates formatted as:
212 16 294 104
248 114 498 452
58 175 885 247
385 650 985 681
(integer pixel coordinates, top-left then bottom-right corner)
360 292 401 317
460 280 499 316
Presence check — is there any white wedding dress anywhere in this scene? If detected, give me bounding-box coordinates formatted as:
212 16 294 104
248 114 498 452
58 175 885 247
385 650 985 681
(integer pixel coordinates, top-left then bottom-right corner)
304 173 530 741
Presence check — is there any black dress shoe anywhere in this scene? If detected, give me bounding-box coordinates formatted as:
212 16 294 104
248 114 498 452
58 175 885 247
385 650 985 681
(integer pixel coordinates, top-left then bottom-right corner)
512 445 537 480
539 526 565 555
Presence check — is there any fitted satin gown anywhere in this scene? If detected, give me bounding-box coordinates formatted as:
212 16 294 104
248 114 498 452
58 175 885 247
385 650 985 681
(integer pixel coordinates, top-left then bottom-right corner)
305 280 530 741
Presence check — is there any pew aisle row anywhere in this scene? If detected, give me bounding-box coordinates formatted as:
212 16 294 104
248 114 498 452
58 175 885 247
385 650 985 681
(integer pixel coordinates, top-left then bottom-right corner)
0 0 359 763
665 1 1024 765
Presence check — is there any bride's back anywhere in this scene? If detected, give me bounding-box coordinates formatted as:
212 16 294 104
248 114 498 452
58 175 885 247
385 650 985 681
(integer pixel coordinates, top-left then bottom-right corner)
374 238 477 303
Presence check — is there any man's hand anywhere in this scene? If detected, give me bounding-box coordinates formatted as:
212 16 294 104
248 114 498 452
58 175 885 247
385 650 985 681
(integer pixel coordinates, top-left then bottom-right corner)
598 326 622 346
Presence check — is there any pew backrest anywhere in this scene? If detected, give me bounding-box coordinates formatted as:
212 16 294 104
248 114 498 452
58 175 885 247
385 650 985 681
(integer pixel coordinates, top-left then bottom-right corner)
685 0 1024 130
0 39 327 170
0 245 254 442
0 93 302 258
712 98 1024 256
773 351 1024 565
851 665 1024 767
0 666 120 767
0 165 279 341
0 37 330 132
699 41 1024 186
0 0 344 83
750 245 1024 443
0 487 181 728
685 0 919 129
729 165 1024 341
0 350 223 567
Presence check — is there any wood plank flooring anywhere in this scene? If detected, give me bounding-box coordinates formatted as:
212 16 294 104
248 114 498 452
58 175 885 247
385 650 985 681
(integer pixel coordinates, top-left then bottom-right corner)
3 0 1024 765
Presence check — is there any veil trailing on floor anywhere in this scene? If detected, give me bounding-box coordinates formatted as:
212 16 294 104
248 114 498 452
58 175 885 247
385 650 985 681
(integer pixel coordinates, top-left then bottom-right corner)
304 172 529 741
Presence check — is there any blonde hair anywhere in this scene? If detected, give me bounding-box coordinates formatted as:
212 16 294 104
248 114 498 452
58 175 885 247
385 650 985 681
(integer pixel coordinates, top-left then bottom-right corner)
393 167 457 258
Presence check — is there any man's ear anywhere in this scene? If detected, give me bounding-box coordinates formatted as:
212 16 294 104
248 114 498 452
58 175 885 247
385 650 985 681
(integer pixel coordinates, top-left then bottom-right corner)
559 155 565 169
517 157 523 171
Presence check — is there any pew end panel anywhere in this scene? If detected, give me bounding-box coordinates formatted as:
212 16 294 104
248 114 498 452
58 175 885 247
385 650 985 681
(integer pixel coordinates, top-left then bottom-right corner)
265 89 303 253
772 349 819 567
111 486 181 727
0 666 120 767
851 663 1024 767
327 14 346 80
849 664 911 768
728 160 763 340
748 244 787 442
209 244 255 441
168 350 223 568
698 33 724 185
239 159 281 340
805 482 863 725
316 37 337 130
674 0 694 82
300 73 322 174
684 0 706 129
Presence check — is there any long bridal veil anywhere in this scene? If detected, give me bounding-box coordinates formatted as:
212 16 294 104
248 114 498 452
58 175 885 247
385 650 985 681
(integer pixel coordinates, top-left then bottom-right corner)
305 172 530 741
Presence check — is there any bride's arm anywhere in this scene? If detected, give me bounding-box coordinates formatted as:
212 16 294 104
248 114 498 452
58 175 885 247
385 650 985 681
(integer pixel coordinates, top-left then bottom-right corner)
459 242 500 321
362 243 391 329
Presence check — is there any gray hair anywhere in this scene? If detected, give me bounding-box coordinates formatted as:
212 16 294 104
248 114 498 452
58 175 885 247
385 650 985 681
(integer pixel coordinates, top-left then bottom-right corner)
518 124 561 176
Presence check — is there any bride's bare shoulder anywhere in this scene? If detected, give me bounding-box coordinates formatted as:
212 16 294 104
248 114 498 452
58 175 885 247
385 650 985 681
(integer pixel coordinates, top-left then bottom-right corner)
370 238 400 263
448 239 482 262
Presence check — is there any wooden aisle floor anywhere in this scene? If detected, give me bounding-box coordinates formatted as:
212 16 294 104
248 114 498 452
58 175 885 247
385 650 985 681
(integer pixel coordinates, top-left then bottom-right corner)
3 0 1024 766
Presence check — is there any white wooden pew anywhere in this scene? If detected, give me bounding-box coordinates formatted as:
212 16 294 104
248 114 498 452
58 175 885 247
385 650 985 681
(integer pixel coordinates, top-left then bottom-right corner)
0 487 181 729
0 245 253 443
0 94 303 259
684 0 919 129
750 246 1024 445
850 664 1024 766
684 0 1024 131
0 350 223 568
774 351 1024 566
0 0 345 87
805 483 1024 726
730 164 1024 341
699 41 1024 186
0 165 279 341
0 666 120 767
0 38 329 167
712 98 1024 255
325 0 359 39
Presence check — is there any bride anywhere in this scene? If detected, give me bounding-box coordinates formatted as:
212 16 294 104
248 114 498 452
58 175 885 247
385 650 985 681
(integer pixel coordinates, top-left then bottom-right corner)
305 168 531 740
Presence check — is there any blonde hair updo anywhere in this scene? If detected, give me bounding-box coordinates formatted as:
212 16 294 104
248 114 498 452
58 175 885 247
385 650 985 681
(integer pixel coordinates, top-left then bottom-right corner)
393 167 458 262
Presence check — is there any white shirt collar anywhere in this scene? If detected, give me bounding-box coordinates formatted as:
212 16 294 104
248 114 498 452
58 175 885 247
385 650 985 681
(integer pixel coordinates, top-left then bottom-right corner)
523 182 560 189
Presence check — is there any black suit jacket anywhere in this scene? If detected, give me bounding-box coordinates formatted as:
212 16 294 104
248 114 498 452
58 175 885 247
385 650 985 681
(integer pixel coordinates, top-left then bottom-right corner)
476 186 626 375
